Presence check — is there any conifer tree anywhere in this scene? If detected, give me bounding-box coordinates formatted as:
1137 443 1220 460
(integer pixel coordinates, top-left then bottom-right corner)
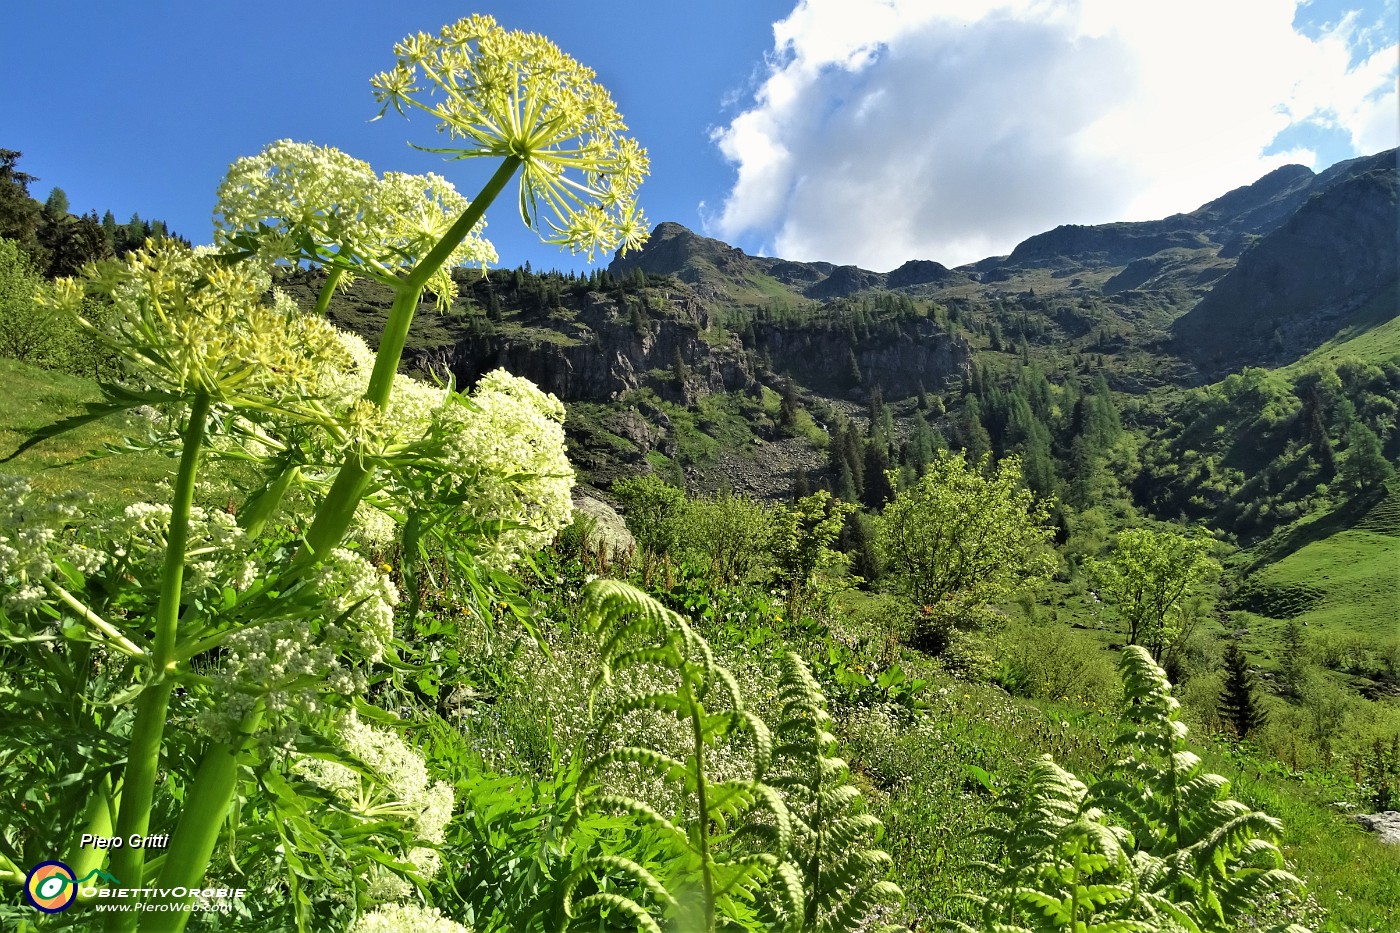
1219 642 1267 739
1339 422 1395 492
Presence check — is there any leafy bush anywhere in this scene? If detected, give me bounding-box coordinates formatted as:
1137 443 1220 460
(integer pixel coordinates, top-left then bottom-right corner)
876 452 1055 650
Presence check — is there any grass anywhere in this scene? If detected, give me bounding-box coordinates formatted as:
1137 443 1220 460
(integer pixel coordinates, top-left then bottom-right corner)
1206 744 1400 932
0 358 173 513
1241 484 1400 639
1286 287 1400 372
1251 527 1399 638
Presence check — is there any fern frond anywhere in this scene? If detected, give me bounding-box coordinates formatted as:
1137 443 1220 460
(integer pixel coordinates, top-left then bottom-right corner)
581 745 688 787
570 581 802 933
819 880 906 933
611 690 692 720
1193 810 1284 874
1217 867 1304 918
1082 921 1154 933
587 793 691 848
1011 888 1072 924
769 860 807 933
567 891 665 933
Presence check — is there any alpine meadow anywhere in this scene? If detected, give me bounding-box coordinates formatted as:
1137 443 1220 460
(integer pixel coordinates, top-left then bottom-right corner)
1 10 1399 933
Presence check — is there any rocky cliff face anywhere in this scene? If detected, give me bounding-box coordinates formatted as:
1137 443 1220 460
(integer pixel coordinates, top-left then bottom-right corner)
425 286 757 405
756 316 970 398
1173 167 1399 370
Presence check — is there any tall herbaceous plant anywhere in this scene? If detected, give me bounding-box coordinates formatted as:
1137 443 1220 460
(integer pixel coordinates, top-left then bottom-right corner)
0 15 645 932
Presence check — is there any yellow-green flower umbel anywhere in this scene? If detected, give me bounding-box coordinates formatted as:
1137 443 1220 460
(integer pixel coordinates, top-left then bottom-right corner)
372 14 650 259
53 241 351 406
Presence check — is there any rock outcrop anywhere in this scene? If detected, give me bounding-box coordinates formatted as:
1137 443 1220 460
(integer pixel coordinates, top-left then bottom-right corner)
1354 811 1400 845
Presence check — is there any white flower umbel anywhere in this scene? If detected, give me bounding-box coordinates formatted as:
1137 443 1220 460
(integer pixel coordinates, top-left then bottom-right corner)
214 140 496 306
200 550 396 742
312 548 400 661
434 370 573 566
297 711 455 901
349 902 470 933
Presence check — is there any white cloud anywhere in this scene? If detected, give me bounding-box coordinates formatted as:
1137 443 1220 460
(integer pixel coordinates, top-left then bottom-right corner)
707 0 1399 270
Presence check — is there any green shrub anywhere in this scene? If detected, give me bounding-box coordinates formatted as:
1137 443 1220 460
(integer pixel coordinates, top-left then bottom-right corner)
995 621 1122 707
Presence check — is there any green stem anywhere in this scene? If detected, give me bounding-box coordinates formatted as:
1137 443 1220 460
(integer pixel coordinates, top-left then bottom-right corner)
683 674 717 933
142 706 265 933
312 267 343 316
69 778 118 905
296 157 520 564
47 582 146 659
107 389 212 932
238 462 300 540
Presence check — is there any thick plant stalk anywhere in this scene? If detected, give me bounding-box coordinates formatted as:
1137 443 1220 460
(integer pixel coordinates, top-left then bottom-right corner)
107 389 213 932
142 158 522 930
237 462 300 540
69 777 118 904
295 156 521 565
681 675 718 933
142 707 265 933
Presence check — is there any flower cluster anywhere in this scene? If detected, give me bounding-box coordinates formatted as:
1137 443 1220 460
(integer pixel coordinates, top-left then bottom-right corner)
0 476 263 619
349 903 469 933
372 14 649 259
433 370 573 565
50 242 352 404
311 548 400 662
214 140 496 305
298 711 454 901
201 549 398 742
107 502 257 595
0 477 95 613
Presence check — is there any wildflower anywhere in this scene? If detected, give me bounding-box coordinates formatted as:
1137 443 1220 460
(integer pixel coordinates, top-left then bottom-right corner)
428 370 573 566
214 140 496 304
297 712 455 901
348 903 469 933
311 549 399 661
372 14 649 259
49 242 351 405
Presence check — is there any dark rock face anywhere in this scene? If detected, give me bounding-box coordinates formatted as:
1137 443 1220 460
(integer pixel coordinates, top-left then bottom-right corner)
426 289 757 404
1173 167 1399 370
1007 223 1214 269
886 259 953 289
805 265 884 299
755 316 970 398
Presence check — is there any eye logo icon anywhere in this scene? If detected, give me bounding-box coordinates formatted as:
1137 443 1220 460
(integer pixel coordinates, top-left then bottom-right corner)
25 860 77 913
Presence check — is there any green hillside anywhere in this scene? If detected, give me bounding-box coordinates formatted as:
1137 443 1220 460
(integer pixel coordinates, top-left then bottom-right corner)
1248 486 1399 638
0 357 172 511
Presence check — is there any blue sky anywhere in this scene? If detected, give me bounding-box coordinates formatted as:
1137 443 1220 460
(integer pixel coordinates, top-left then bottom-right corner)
4 1 1396 273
